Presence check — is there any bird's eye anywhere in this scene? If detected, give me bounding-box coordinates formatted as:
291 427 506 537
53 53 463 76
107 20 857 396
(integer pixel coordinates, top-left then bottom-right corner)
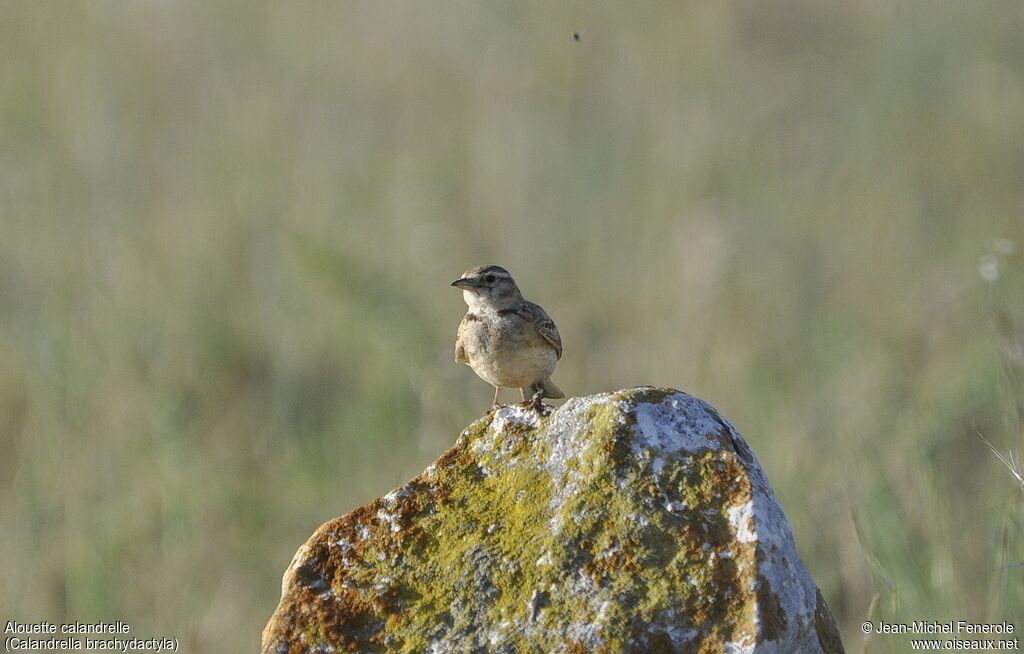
484 274 495 283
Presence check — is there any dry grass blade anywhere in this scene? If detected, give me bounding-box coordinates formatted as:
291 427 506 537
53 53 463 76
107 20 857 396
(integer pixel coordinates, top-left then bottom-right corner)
977 432 1024 495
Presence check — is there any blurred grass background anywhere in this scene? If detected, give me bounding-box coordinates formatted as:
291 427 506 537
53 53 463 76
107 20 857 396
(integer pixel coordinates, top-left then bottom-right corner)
1 1 1022 651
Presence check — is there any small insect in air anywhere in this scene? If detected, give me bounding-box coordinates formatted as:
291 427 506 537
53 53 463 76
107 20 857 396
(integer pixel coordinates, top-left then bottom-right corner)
572 31 581 42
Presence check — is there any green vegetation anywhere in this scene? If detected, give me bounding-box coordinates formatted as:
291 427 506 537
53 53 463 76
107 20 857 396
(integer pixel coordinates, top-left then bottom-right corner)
1 2 1021 651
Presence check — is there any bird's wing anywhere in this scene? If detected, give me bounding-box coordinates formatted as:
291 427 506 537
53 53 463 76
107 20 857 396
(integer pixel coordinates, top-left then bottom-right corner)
454 314 472 363
518 301 562 360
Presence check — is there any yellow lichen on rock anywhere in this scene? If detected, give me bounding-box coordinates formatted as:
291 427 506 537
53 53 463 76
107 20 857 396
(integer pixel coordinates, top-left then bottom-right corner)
261 387 844 654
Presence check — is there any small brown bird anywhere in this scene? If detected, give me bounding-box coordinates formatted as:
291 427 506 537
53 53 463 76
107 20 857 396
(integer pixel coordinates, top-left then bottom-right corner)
451 265 564 411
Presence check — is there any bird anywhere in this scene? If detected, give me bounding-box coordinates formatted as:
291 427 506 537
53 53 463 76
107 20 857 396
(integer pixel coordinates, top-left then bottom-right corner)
451 265 564 411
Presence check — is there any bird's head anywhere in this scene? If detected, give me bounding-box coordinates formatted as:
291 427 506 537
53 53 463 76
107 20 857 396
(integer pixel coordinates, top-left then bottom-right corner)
451 265 522 311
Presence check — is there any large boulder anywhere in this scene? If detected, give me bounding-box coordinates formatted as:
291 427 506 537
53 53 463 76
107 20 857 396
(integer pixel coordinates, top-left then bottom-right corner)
262 387 844 654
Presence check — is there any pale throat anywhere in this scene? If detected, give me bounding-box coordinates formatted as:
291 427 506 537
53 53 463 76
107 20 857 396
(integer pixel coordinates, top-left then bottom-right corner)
463 288 521 313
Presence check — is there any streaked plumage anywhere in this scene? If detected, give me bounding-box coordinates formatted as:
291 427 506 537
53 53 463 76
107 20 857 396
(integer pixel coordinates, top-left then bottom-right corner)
451 265 564 410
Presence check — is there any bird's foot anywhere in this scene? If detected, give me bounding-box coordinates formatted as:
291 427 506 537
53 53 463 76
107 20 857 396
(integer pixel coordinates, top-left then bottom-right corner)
490 403 507 412
526 391 551 415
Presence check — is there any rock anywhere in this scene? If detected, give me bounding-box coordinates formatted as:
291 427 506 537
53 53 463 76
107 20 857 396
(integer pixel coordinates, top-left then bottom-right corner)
262 387 844 654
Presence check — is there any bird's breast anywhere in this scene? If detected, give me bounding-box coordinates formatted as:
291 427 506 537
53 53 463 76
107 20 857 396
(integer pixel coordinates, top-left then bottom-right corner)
459 315 557 387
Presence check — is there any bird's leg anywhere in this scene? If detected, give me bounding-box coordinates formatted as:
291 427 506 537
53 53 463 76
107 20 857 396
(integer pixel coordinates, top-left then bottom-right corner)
528 383 549 414
491 386 503 410
517 385 535 406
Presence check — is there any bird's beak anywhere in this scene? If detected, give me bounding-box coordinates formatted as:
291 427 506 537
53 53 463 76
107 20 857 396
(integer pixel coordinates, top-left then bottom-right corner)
450 278 474 289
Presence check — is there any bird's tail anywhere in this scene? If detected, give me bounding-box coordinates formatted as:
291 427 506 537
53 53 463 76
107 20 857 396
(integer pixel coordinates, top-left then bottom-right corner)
540 378 564 399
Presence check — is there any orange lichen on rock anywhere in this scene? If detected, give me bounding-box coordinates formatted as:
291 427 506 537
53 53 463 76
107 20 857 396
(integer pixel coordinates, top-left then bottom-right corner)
262 387 844 654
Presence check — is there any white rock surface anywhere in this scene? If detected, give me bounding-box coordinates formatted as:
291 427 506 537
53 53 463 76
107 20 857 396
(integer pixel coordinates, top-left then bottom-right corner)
262 387 844 654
